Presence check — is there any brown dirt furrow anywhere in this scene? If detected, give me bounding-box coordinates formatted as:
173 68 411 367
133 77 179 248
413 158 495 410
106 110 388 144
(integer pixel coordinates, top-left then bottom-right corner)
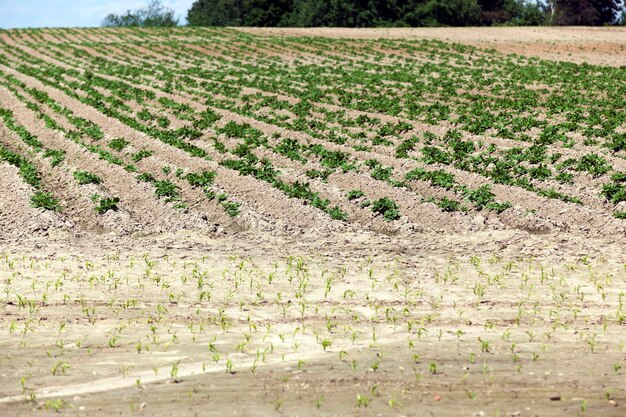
210 103 625 235
249 146 399 233
0 65 347 236
0 32 15 45
335 171 474 234
0 122 107 234
75 29 110 44
335 136 620 235
439 163 622 236
69 48 624 208
2 80 257 235
11 31 37 45
28 41 310 122
249 142 474 234
52 43 141 69
38 32 64 43
208 113 477 234
94 39 620 177
131 41 272 74
0 86 211 235
4 28 625 240
217 169 346 236
50 30 82 44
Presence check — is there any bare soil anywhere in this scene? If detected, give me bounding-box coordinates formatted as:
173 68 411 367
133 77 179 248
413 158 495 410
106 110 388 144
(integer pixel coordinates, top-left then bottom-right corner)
1 27 625 417
1 231 626 417
236 27 626 66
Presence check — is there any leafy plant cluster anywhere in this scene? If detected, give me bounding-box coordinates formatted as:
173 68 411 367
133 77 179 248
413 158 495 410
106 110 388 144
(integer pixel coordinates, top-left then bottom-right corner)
345 190 400 221
92 195 121 214
371 197 400 221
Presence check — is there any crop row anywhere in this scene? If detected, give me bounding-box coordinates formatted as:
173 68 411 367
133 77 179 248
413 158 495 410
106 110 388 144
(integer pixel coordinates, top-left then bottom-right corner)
1 28 625 233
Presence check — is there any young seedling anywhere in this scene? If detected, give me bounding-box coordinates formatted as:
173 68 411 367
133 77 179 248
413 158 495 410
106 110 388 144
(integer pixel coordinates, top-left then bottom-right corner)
356 394 370 408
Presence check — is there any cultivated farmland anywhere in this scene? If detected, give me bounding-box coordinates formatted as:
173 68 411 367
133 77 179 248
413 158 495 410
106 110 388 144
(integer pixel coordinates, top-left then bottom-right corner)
0 27 625 416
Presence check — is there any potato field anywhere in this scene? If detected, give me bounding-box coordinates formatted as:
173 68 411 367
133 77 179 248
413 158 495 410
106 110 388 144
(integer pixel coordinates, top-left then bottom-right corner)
0 27 625 417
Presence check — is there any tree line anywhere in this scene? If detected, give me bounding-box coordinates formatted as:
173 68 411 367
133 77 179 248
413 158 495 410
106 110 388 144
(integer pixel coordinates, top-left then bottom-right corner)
102 0 624 28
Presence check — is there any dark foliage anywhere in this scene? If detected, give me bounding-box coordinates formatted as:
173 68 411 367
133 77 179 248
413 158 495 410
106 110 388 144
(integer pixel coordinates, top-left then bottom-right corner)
184 0 615 27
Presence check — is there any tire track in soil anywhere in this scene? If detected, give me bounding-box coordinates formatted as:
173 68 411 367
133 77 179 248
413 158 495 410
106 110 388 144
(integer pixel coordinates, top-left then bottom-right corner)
0 327 409 405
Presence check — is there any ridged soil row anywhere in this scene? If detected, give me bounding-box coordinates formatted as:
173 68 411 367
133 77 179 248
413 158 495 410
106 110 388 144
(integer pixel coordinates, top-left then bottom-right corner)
11 34 624 236
24 39 377 148
189 84 618 217
2 78 239 233
209 125 470 234
0 51 365 232
83 72 502 235
52 44 614 234
1 65 344 235
241 144 416 234
1 41 584 198
0 85 209 235
35 57 472 232
204 104 626 235
2 39 76 72
0 70 236 234
90 42 624 211
0 118 106 233
206 108 477 233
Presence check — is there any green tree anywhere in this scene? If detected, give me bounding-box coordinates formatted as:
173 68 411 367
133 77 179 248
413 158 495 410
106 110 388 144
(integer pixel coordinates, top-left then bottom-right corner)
548 0 623 25
478 0 546 25
102 0 179 27
187 0 291 26
284 0 481 27
186 0 549 27
511 1 546 25
187 0 243 26
240 0 292 26
430 0 482 26
280 0 328 26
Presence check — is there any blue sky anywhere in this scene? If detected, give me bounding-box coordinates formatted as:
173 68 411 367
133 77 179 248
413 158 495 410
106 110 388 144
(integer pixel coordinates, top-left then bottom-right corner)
0 0 195 29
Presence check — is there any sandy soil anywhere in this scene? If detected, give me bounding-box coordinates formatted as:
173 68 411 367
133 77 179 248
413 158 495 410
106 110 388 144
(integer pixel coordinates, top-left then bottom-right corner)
236 27 626 66
1 231 625 417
